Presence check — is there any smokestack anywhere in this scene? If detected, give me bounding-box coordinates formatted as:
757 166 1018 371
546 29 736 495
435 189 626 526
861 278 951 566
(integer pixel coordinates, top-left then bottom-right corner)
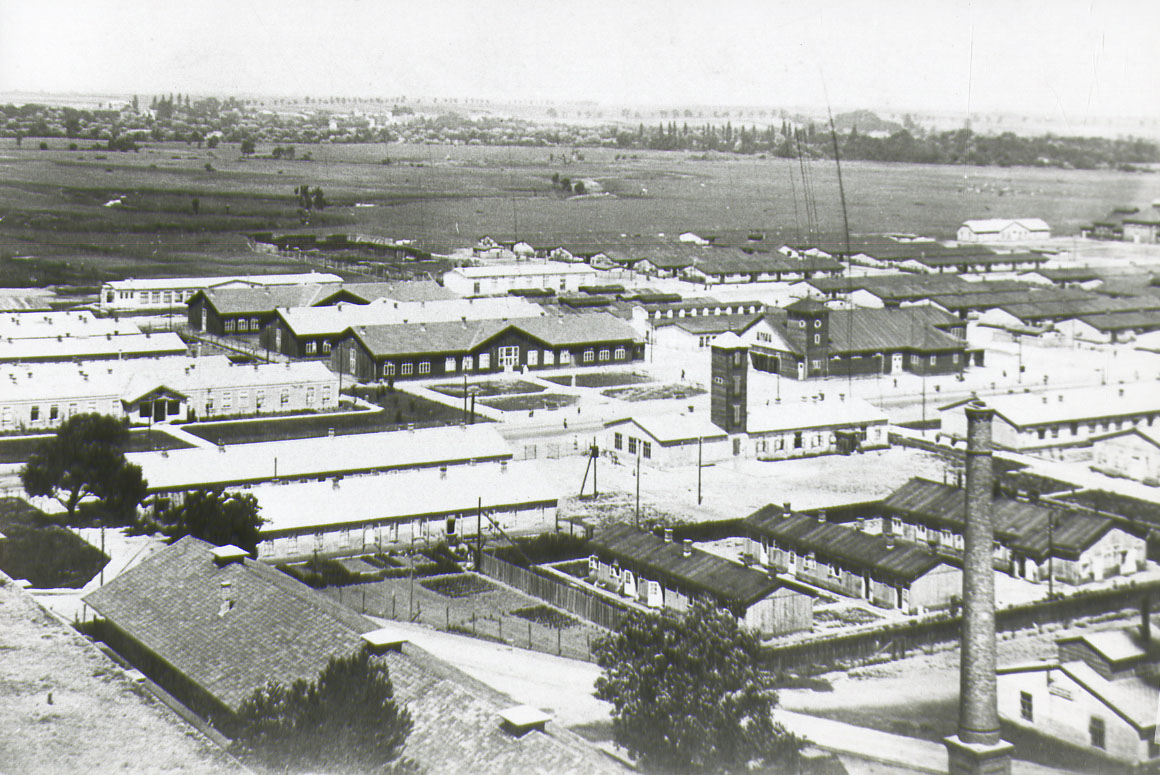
664 528 673 543
945 400 1013 774
782 502 792 519
682 539 692 557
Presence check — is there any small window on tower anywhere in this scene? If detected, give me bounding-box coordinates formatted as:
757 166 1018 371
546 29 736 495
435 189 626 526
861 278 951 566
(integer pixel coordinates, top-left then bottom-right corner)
814 319 821 328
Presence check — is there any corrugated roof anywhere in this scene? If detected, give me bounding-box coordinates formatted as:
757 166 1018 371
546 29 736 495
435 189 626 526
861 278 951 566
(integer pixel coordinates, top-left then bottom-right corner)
589 524 782 608
744 509 949 582
882 478 1112 560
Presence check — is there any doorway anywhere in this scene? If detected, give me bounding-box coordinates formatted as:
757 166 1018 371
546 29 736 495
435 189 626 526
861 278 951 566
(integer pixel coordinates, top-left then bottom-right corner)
891 353 903 372
498 346 520 371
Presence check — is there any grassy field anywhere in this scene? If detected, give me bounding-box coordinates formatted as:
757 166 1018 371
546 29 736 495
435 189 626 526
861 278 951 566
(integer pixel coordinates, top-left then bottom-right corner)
0 498 108 588
0 429 190 465
544 372 652 388
184 395 471 445
429 379 545 398
478 393 578 412
3 137 1159 289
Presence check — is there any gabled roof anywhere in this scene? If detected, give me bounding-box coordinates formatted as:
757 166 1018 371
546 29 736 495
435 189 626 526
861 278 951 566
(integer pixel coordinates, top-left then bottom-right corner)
104 272 342 291
346 313 639 358
882 477 1113 561
85 536 376 713
961 218 1050 233
603 414 728 446
589 524 786 608
744 509 950 583
84 538 625 775
659 313 764 336
785 297 829 314
997 659 1158 734
279 296 545 336
197 281 457 315
940 385 1160 429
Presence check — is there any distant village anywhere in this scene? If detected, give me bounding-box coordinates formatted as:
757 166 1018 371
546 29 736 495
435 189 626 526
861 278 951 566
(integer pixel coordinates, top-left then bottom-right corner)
8 203 1160 775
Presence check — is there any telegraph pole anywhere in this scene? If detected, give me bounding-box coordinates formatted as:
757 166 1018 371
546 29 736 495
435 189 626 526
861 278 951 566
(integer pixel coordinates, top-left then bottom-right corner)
635 448 641 528
697 436 703 505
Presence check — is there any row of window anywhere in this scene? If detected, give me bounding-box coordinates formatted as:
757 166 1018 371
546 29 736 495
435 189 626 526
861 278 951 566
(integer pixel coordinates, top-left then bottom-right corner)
369 347 628 378
123 289 194 305
203 385 329 414
1035 413 1156 441
649 305 761 320
612 433 653 459
223 317 263 333
304 340 332 355
1020 692 1115 752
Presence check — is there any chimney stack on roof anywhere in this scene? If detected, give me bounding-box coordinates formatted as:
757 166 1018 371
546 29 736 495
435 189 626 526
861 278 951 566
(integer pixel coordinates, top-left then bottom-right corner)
885 533 895 549
682 539 692 557
218 580 234 617
782 502 792 519
664 528 673 543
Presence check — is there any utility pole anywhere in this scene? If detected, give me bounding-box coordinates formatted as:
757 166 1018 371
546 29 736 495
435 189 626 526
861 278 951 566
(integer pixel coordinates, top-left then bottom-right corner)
635 448 641 528
476 497 483 571
697 436 703 505
1048 512 1055 598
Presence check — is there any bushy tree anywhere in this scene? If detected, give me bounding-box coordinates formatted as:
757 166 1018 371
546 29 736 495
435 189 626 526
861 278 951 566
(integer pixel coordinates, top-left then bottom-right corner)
21 413 147 523
240 138 256 155
593 599 800 773
234 650 414 774
150 489 264 554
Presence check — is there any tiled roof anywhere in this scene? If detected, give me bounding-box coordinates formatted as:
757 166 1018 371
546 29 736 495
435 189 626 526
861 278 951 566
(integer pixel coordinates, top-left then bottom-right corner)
882 478 1113 560
85 536 376 713
84 538 625 775
744 509 950 582
349 312 640 357
817 308 966 354
590 524 783 608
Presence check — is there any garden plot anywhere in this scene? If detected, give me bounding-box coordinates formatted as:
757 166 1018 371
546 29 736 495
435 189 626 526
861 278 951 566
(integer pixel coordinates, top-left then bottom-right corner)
431 380 545 398
602 383 706 402
543 372 653 389
478 393 578 412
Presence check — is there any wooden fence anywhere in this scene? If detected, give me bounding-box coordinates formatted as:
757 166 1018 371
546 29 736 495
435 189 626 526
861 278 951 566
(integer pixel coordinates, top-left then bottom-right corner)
477 552 629 631
762 577 1160 672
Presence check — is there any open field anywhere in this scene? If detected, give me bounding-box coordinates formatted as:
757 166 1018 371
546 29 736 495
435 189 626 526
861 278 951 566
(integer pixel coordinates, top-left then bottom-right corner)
0 498 108 588
3 138 1160 289
0 429 191 465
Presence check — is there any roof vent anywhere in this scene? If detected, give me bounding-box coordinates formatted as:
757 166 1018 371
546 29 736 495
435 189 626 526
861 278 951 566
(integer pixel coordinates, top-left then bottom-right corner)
212 545 248 566
218 580 235 616
499 705 552 737
361 627 408 654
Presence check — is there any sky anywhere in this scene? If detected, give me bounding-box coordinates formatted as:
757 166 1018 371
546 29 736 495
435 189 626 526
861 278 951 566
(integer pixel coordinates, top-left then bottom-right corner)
1 0 1158 120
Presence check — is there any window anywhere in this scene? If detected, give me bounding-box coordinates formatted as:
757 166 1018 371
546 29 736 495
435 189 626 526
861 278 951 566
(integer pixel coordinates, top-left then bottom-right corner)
250 318 259 330
445 356 457 372
614 432 623 450
813 319 821 328
255 391 264 409
732 376 741 394
322 341 332 354
306 387 315 405
642 441 651 459
236 319 249 332
418 361 431 375
929 355 936 366
794 431 803 449
1020 691 1033 722
953 353 960 364
811 359 822 370
798 319 806 328
1070 422 1079 436
829 562 840 578
30 406 39 422
68 403 77 417
239 391 249 408
305 341 317 354
813 334 820 344
349 348 357 372
583 349 595 363
628 437 638 455
527 349 539 366
461 356 473 371
732 404 742 425
559 350 572 365
1037 428 1046 440
224 319 236 333
383 362 395 376
479 354 490 369
222 393 233 410
543 350 555 366
401 363 414 376
1089 716 1105 750
50 405 59 420
321 386 330 404
280 389 290 406
614 347 625 360
1051 426 1059 439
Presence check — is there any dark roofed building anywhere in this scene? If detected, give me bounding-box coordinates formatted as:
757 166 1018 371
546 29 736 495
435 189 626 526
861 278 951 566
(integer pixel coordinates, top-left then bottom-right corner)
881 478 1144 586
587 524 812 636
743 507 961 613
84 538 625 775
752 302 973 380
333 312 643 382
188 280 455 337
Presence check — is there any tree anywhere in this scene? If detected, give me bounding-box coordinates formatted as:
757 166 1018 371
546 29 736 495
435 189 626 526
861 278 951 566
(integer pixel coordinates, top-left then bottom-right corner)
150 489 265 554
311 187 326 210
206 135 220 149
240 138 256 156
235 650 414 774
592 599 800 773
191 196 199 215
21 413 147 523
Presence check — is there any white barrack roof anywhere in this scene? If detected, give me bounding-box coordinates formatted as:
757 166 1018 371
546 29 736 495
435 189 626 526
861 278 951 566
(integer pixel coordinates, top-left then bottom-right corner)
104 272 342 292
279 296 545 336
961 218 1050 234
449 264 597 279
128 423 513 491
0 311 140 340
747 396 888 434
250 460 556 535
0 332 186 362
942 385 1160 428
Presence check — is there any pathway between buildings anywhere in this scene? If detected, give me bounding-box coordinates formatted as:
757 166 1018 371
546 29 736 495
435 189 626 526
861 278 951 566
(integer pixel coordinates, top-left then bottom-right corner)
366 617 1070 775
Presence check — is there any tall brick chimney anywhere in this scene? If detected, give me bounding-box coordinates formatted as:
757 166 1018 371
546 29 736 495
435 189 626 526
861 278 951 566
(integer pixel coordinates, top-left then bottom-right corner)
945 401 1013 775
